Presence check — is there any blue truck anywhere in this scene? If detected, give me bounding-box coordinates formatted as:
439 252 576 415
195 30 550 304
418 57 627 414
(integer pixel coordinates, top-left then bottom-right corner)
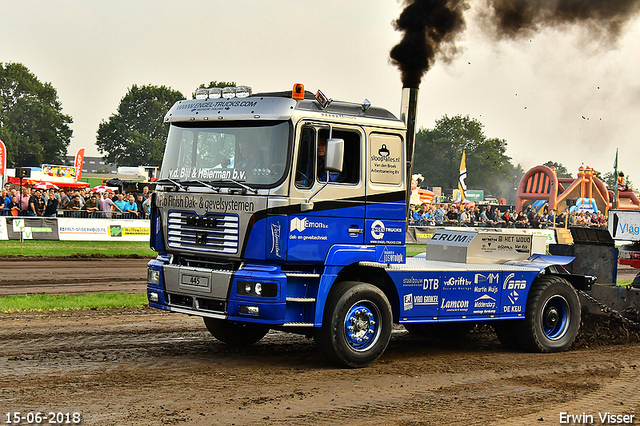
146 84 594 367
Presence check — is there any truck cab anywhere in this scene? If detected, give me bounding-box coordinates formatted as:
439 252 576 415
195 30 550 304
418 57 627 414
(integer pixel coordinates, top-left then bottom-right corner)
147 84 591 367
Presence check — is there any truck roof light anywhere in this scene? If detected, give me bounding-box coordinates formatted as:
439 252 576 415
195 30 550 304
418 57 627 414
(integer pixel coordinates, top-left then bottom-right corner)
236 86 252 98
209 88 222 99
195 88 209 100
292 83 305 100
222 87 236 99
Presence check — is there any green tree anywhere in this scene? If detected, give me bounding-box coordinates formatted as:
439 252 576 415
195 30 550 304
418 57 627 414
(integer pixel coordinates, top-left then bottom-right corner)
0 62 73 166
412 114 521 202
96 85 185 167
542 161 572 178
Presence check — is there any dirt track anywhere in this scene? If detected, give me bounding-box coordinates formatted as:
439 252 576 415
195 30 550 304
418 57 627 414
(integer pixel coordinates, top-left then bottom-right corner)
1 259 640 425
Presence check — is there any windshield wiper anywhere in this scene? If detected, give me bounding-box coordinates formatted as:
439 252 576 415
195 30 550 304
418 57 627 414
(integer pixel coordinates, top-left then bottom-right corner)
155 178 186 190
223 178 258 194
182 180 220 192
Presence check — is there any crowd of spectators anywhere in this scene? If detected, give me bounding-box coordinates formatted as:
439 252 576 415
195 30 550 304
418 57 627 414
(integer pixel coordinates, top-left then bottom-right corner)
409 202 608 229
1 183 152 219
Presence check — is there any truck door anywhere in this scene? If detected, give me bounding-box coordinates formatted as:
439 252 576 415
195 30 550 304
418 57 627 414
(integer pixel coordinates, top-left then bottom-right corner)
287 124 365 262
365 132 407 246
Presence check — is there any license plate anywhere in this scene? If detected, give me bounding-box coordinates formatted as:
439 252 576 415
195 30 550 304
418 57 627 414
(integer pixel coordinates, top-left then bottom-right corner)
181 274 209 287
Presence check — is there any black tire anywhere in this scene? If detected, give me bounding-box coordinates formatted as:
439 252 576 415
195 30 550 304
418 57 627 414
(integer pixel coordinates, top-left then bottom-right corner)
493 321 521 350
203 317 269 346
517 275 580 352
632 271 640 289
314 282 392 368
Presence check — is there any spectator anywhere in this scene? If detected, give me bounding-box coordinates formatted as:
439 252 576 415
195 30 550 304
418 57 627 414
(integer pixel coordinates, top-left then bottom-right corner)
412 204 427 224
59 190 70 211
124 194 139 218
8 195 20 216
27 189 40 217
114 193 128 216
446 205 459 225
83 194 100 217
66 194 82 217
434 204 446 226
135 193 145 219
459 207 471 226
142 186 150 199
43 193 59 217
101 192 115 218
143 195 151 218
423 206 435 226
19 188 30 215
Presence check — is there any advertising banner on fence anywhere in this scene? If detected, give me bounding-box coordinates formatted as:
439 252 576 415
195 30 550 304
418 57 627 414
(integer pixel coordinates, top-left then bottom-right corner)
5 217 60 240
57 218 150 241
0 217 8 240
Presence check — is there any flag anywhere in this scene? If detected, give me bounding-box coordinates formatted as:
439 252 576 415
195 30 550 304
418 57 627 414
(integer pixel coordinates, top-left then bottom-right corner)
613 148 619 210
0 139 6 185
458 150 467 210
74 147 85 181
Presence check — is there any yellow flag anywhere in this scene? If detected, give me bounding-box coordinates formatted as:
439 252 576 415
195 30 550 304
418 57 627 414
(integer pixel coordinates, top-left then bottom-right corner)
458 151 467 210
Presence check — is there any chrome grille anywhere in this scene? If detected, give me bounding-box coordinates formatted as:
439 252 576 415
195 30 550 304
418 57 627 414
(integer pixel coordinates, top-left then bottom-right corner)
167 211 239 254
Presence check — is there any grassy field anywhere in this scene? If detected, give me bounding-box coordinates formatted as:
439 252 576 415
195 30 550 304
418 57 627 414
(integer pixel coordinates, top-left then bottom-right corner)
0 240 155 257
0 292 147 313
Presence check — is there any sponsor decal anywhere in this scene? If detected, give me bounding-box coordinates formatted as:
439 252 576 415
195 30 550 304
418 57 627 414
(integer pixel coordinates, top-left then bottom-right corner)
270 222 282 257
167 167 247 181
474 285 498 294
376 246 405 264
159 194 255 213
403 293 438 312
503 273 527 290
440 298 469 311
474 273 499 284
430 232 474 243
290 217 328 233
474 294 496 309
370 220 403 241
443 276 472 287
508 290 519 304
404 293 413 311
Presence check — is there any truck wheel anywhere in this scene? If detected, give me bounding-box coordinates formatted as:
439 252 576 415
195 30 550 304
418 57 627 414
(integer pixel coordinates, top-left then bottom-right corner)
203 317 269 346
632 271 640 289
314 282 392 368
518 275 580 352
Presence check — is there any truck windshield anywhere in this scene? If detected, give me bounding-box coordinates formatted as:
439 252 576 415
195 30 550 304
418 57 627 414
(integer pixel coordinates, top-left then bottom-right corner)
159 121 290 186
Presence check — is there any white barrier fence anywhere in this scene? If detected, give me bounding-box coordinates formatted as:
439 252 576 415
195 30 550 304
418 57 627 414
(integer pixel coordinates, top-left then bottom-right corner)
0 217 149 241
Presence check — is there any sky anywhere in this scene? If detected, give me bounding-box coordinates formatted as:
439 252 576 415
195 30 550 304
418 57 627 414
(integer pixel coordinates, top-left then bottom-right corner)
2 0 639 180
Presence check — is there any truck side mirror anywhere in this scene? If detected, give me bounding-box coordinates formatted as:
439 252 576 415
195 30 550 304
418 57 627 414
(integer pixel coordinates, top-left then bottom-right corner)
325 138 344 173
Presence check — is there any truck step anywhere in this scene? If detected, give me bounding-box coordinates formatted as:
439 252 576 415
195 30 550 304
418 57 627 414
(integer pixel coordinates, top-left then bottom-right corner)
286 297 316 303
282 322 314 327
285 272 320 278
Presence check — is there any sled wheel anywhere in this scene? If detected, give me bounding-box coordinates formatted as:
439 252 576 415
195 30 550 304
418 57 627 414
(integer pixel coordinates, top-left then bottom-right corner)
203 317 269 346
518 275 580 352
315 282 392 368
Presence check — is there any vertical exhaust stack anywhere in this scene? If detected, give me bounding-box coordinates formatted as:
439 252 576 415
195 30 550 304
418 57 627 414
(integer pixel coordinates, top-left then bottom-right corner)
401 86 419 216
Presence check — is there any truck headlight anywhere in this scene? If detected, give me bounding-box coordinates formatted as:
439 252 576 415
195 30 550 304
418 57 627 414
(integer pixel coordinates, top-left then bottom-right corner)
237 281 277 297
148 269 160 284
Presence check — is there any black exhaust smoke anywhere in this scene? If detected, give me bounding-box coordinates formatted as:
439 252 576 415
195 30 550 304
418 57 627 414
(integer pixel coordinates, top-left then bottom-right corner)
391 0 640 88
391 0 640 214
